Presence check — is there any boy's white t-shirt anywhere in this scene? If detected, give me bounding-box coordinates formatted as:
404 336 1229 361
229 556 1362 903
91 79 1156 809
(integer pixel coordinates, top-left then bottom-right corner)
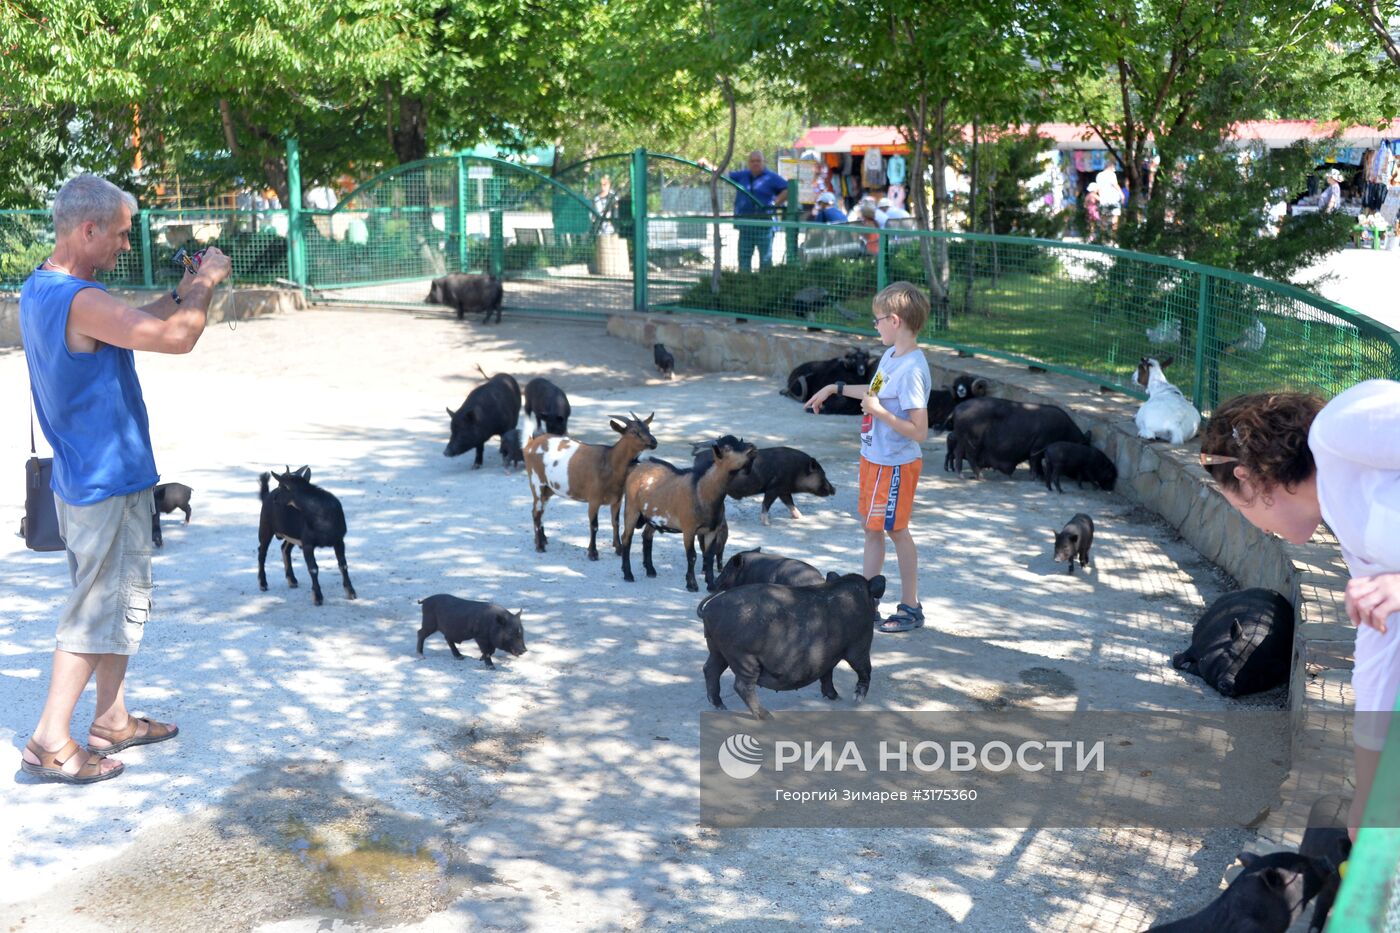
859 346 931 465
1310 379 1400 750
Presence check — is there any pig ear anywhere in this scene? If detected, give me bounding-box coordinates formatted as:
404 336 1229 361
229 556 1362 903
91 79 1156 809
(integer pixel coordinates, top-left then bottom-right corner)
867 575 887 601
1259 867 1290 892
610 419 627 434
1160 355 1174 369
826 571 840 583
1237 852 1259 869
296 465 311 479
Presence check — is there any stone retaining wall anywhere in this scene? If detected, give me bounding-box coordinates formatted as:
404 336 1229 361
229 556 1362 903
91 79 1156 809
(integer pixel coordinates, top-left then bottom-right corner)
610 310 1355 846
0 287 305 348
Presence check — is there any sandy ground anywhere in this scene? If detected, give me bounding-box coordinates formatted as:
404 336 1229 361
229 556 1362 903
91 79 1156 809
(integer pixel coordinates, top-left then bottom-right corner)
0 308 1286 931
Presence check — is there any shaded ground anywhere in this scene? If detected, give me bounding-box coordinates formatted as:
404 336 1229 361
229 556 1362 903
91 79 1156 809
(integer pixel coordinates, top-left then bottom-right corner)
1 309 1282 931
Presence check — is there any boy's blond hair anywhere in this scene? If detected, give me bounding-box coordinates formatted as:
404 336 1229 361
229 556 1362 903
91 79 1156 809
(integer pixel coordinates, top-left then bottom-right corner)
873 281 929 335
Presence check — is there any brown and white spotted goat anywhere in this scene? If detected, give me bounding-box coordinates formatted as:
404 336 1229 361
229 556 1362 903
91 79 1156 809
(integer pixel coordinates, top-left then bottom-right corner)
524 412 658 560
620 435 757 592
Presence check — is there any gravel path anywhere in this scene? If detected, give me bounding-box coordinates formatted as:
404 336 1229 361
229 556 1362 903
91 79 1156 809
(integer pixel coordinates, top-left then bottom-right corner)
0 308 1279 931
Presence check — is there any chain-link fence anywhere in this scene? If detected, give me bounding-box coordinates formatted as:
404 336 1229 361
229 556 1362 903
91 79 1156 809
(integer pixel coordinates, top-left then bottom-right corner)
645 215 1400 409
0 207 291 290
5 150 1397 407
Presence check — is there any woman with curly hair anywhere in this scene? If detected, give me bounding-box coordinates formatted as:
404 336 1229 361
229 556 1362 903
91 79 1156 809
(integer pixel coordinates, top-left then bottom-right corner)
1199 380 1400 836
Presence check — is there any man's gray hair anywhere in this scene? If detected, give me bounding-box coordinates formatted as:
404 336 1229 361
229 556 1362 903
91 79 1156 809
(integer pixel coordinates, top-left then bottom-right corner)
53 174 138 236
747 150 766 163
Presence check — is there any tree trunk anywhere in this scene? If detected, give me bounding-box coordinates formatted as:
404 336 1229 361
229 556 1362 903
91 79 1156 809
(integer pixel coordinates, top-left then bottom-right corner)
963 119 979 314
218 99 240 158
262 156 290 210
710 77 738 295
928 98 951 329
391 92 428 165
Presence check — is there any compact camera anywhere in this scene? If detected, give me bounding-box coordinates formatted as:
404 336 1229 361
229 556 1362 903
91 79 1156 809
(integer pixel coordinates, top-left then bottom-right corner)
172 248 207 276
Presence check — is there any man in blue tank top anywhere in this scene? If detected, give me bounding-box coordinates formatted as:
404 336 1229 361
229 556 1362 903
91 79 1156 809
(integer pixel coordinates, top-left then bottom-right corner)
18 174 230 784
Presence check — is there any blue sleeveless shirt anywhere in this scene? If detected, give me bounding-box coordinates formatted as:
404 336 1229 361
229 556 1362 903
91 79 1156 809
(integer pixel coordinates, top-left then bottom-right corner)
20 267 159 505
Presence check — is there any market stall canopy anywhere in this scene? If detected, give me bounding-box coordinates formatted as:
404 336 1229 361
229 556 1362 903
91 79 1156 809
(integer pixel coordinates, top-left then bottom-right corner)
794 120 1400 153
792 126 909 154
1227 120 1400 149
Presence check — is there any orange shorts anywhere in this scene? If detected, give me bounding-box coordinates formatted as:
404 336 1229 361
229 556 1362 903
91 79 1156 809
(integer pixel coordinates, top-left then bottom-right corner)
858 457 921 532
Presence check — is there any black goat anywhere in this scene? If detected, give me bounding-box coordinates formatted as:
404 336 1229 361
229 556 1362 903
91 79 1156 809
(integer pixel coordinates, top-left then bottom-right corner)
257 466 357 606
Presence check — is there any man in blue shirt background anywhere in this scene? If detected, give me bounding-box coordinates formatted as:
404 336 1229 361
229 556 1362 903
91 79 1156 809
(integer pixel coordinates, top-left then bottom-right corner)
703 150 789 272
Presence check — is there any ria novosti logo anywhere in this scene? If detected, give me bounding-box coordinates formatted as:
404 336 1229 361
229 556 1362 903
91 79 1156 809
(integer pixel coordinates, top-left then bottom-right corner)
717 734 763 779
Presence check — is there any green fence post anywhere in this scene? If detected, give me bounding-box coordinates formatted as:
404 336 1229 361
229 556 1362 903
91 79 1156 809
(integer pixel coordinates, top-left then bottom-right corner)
286 138 306 287
631 147 648 311
1327 695 1400 930
139 211 153 287
877 230 889 293
1192 271 1211 411
456 156 468 272
488 209 504 278
785 197 799 266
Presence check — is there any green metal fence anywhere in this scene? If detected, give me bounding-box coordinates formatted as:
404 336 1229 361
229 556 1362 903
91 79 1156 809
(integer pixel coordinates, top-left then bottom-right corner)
4 146 1397 408
0 207 292 290
645 215 1400 409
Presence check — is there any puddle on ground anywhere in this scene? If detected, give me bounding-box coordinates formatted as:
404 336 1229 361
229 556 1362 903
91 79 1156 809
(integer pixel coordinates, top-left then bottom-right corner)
3 760 496 932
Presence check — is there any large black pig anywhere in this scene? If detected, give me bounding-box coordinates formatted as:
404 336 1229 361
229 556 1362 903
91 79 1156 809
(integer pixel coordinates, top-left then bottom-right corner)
692 445 835 525
946 397 1088 479
426 272 504 323
698 572 885 719
710 548 825 591
780 348 875 415
445 372 521 468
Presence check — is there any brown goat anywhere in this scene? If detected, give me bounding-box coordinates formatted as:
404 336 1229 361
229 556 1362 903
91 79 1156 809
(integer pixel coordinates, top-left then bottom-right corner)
619 435 757 592
525 412 658 560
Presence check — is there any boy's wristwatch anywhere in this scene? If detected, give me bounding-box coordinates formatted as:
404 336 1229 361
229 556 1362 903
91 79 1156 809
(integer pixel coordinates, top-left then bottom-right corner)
835 380 845 396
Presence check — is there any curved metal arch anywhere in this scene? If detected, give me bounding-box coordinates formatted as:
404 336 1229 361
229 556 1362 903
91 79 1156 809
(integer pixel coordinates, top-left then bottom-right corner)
553 151 754 201
334 154 598 219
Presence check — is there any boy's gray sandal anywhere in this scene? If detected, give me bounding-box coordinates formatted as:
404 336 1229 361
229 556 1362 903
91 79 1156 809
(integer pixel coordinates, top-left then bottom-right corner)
878 603 924 633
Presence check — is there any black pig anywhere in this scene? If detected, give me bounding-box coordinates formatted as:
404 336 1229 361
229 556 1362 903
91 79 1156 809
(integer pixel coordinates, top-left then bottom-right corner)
523 377 571 436
416 594 527 668
692 445 835 525
1030 441 1118 493
927 374 990 429
947 397 1087 479
698 572 885 719
445 371 522 469
1054 513 1094 574
711 548 825 592
150 481 192 547
654 343 676 379
1147 850 1329 932
426 272 504 323
500 428 525 472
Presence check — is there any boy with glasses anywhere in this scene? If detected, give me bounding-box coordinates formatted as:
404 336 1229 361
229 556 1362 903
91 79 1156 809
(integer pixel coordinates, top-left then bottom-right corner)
805 283 932 632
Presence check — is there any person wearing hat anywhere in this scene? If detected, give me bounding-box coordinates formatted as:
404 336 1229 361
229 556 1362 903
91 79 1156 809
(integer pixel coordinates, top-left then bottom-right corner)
1320 169 1343 214
879 195 911 223
811 191 847 224
849 195 887 228
1084 182 1102 241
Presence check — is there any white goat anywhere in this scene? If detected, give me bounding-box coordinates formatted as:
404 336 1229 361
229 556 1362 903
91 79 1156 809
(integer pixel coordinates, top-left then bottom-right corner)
1134 356 1200 445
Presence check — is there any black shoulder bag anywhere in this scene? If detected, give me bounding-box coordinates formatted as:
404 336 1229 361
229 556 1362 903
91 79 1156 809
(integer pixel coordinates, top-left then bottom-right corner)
21 397 63 551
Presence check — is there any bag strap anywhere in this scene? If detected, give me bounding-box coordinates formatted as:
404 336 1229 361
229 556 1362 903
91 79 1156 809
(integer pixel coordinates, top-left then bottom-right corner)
29 390 37 456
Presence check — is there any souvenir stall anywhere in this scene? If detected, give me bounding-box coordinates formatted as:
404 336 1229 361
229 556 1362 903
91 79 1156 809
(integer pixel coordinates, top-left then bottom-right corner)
789 126 913 211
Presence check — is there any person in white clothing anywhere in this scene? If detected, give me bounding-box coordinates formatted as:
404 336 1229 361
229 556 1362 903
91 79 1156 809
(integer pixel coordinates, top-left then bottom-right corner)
1199 382 1400 837
878 196 911 223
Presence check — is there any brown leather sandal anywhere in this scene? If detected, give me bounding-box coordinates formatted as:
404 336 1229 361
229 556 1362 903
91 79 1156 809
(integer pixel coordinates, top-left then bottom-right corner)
21 738 125 785
87 716 179 754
